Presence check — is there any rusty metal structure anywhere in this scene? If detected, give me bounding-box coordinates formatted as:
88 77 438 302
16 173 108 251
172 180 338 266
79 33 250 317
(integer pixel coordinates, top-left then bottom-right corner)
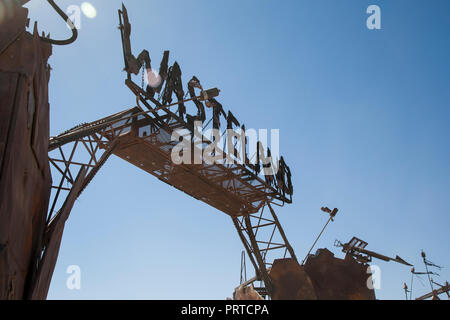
1 1 424 301
407 251 448 300
0 0 297 300
304 248 379 300
0 0 53 299
234 249 378 300
415 282 450 300
0 0 83 299
43 3 296 299
335 236 412 266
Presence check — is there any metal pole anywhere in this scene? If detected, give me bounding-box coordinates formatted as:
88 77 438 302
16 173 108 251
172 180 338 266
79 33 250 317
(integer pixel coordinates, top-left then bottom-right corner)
302 216 333 265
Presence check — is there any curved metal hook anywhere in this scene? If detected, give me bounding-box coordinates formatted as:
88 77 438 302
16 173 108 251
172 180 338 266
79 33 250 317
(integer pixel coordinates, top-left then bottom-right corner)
40 0 78 46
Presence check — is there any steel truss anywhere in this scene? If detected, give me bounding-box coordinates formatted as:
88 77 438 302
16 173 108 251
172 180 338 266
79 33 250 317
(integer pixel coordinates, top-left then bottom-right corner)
46 99 296 299
232 202 297 298
47 109 135 223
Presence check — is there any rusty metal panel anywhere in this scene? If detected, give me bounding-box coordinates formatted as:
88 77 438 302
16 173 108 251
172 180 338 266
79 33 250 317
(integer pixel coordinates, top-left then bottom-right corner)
0 1 28 55
0 73 32 300
0 72 19 170
265 251 376 300
31 58 51 171
269 259 317 300
303 249 376 300
0 16 52 299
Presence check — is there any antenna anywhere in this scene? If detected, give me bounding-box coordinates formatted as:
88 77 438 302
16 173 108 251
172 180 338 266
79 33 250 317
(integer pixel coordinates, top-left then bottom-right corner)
421 250 443 293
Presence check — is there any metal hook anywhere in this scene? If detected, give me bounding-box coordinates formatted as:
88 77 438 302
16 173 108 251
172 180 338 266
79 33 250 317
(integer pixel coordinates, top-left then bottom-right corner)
40 0 78 46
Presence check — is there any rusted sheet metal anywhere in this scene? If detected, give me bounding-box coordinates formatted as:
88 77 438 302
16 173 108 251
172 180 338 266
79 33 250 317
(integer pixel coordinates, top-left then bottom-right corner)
0 14 52 299
269 259 317 300
303 249 376 300
265 251 376 300
29 167 86 300
0 72 19 167
0 1 29 55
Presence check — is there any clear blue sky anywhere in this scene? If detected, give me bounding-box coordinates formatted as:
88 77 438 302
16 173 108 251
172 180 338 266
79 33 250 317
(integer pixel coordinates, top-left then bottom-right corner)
24 0 449 300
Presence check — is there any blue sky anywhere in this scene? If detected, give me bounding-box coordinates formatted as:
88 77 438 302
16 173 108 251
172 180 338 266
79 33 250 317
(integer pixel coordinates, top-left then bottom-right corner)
24 0 449 300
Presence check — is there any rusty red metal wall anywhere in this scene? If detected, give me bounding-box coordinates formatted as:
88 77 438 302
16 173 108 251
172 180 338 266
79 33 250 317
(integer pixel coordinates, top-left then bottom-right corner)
266 250 376 300
269 259 317 300
0 4 53 300
303 249 376 300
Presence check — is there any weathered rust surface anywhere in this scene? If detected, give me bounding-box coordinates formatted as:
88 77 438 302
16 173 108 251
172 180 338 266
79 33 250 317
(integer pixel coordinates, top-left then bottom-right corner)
266 251 376 300
269 258 317 300
0 1 29 55
112 131 264 216
0 7 53 299
303 249 376 300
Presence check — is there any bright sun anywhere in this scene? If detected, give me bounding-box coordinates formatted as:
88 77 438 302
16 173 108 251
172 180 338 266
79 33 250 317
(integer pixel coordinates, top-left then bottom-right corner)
81 2 97 19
